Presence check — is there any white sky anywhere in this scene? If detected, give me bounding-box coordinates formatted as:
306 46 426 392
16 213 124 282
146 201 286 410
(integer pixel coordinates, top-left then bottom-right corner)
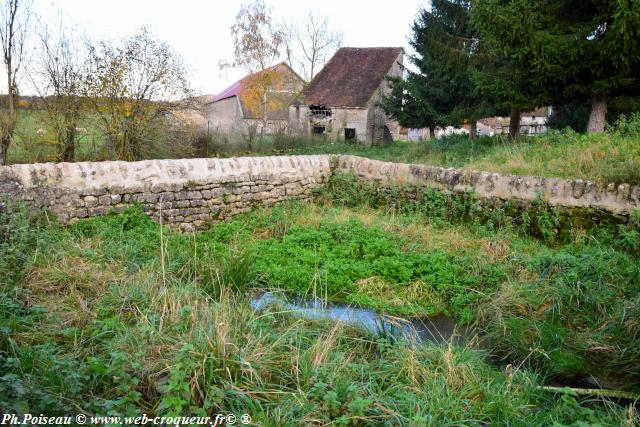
22 0 423 96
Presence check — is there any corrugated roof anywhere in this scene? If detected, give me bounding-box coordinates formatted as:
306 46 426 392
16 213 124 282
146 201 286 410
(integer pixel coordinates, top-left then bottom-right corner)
212 81 242 103
301 47 403 108
212 64 282 103
210 63 303 120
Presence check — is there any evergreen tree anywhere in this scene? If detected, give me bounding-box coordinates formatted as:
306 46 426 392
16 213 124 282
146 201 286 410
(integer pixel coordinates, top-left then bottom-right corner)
380 74 442 138
383 1 494 139
470 45 543 138
472 0 640 133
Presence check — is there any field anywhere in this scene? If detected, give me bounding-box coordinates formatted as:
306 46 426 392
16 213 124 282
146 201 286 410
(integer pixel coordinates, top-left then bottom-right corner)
2 169 639 424
292 129 640 185
9 110 106 164
220 118 640 186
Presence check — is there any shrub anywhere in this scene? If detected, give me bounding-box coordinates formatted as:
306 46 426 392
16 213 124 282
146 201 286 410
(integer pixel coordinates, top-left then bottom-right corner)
609 112 640 137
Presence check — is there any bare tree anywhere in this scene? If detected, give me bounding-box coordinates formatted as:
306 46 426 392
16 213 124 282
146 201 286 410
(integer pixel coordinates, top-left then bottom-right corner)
32 16 88 162
282 11 343 81
85 26 192 161
0 0 31 165
223 0 284 141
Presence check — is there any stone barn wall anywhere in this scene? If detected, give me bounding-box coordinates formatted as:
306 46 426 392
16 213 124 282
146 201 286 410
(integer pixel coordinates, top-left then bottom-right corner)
0 156 331 231
336 155 640 216
289 106 371 144
206 97 245 134
1 155 639 231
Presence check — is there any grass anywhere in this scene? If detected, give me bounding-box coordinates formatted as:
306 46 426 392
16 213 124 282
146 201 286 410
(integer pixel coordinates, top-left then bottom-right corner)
8 109 106 164
285 128 640 185
7 108 640 186
2 191 639 424
2 114 640 423
202 114 640 186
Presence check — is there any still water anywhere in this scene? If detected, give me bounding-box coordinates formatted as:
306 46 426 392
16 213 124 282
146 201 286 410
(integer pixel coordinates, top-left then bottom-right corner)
251 291 469 345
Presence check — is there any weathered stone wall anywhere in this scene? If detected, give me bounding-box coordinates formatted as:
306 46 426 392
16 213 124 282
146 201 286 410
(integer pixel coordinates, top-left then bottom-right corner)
1 155 639 231
336 155 640 216
0 156 332 231
288 105 371 144
206 97 245 135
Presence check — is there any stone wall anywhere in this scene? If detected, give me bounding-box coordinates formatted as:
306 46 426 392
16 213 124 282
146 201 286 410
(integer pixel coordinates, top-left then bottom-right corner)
206 97 245 135
0 156 332 231
337 155 640 216
1 155 639 231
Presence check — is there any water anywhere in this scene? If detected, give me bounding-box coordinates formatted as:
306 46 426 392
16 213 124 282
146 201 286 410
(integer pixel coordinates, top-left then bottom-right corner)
251 291 469 345
250 292 607 390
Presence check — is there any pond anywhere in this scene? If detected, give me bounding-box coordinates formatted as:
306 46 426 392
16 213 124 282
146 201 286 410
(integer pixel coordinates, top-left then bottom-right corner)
251 290 470 345
250 291 609 391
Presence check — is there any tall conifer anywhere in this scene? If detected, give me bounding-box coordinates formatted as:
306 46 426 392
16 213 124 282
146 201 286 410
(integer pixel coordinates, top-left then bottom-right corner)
383 1 493 139
472 0 640 133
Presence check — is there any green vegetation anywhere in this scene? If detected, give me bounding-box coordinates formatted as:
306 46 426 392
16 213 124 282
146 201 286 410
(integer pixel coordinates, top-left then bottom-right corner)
472 0 640 133
196 115 640 186
383 0 640 136
268 122 639 186
314 129 640 185
8 109 640 187
2 179 640 423
8 109 106 163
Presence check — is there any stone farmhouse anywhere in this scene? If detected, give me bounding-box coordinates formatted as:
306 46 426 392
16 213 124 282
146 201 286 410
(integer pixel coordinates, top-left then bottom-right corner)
205 63 304 135
478 107 551 136
288 47 404 146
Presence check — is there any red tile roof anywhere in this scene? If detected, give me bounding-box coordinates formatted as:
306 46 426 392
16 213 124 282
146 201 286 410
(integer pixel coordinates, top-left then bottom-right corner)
301 47 403 108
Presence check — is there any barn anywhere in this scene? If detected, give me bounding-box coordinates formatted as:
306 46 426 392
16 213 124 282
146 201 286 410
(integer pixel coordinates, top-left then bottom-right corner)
205 62 304 135
288 47 404 146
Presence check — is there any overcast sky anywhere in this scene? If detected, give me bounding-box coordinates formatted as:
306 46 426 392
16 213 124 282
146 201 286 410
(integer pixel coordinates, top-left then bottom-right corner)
22 0 424 96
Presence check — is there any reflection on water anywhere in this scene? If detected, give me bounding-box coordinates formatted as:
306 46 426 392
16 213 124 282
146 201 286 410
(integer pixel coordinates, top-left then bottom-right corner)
251 291 469 345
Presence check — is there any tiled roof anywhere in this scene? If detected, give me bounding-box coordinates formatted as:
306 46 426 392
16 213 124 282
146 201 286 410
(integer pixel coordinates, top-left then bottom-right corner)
301 47 403 108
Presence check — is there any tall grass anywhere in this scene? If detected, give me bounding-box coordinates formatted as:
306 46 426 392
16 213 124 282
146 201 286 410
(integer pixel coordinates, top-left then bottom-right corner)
194 117 640 186
0 198 42 287
1 206 634 424
2 198 639 423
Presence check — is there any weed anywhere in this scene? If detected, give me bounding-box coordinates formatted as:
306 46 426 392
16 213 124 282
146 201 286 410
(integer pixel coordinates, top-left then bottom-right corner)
0 198 41 287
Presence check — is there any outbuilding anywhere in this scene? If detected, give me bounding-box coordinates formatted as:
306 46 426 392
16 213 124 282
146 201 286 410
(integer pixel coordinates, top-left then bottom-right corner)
206 63 304 135
289 47 404 146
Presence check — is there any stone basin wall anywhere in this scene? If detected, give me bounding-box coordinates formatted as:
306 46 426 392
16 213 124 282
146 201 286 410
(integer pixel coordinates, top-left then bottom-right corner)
0 156 332 231
1 154 638 231
336 155 640 217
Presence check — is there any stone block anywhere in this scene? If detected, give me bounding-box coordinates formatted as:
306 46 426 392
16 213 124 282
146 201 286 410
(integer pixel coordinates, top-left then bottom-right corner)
84 196 98 207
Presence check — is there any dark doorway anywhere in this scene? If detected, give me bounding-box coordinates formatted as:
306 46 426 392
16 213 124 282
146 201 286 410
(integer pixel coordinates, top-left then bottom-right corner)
383 125 393 143
344 128 356 141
